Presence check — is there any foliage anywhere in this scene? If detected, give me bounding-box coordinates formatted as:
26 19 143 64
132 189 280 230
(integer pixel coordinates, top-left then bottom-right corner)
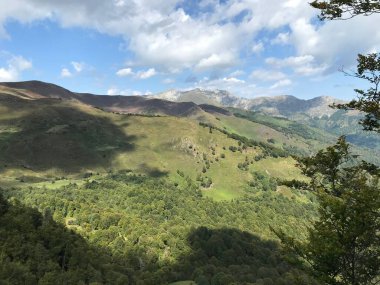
249 171 278 192
199 122 288 158
278 179 309 190
275 137 380 285
1 172 319 284
310 0 380 20
332 53 380 133
234 112 320 141
0 194 132 284
311 1 380 133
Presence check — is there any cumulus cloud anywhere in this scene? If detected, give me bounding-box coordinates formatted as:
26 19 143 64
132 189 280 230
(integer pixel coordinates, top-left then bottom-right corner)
195 52 237 70
60 60 90 77
107 87 151 96
271 32 290 45
266 55 328 76
60 68 72 78
0 54 32 81
71 61 84 72
0 0 377 74
136 68 156 79
116 67 157 79
270 79 292 89
116 67 134 77
194 76 247 95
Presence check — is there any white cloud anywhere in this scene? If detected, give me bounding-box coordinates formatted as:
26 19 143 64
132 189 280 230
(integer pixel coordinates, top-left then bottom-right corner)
271 32 290 45
229 70 245 77
196 52 236 70
71 61 84 72
0 0 377 74
0 68 15 81
60 60 91 77
194 76 248 96
136 68 156 79
266 55 328 76
250 69 287 81
116 67 157 79
266 55 314 67
116 67 134 77
107 87 151 96
252 42 264 54
0 1 243 71
60 68 72 78
0 54 32 81
270 79 292 89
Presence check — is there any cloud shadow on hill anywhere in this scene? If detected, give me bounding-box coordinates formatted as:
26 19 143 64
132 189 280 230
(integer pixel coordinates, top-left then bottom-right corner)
0 96 137 174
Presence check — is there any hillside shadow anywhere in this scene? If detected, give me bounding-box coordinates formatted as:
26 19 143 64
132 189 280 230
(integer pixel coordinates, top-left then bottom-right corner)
139 163 169 178
0 193 133 285
0 97 136 174
160 227 315 285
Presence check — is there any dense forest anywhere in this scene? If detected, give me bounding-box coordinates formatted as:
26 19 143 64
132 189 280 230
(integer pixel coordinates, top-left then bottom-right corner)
1 172 319 284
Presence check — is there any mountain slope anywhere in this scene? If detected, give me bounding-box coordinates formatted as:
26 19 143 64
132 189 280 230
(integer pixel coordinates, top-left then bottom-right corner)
154 88 344 118
0 81 320 201
154 88 380 157
0 81 378 200
0 81 221 118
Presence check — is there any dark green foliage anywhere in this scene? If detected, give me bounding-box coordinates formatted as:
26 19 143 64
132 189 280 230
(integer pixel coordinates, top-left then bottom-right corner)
332 53 380 133
174 228 320 285
254 154 265 161
311 1 380 133
249 171 278 192
199 176 212 188
0 194 132 284
275 137 380 285
234 112 319 141
238 158 250 171
228 146 237 152
2 172 318 284
279 179 309 190
310 0 380 20
199 122 288 158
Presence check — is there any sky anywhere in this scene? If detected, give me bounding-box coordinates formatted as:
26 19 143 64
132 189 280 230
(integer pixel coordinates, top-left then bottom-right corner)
0 0 379 100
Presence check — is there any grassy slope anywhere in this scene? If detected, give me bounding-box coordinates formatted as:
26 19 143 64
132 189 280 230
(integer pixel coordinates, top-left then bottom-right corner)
8 90 372 201
0 93 309 201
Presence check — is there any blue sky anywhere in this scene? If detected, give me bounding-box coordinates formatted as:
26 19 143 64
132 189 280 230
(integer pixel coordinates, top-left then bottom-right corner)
0 0 379 100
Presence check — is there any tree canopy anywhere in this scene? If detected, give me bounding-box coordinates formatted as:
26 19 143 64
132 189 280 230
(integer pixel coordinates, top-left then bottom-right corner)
310 0 380 20
275 137 380 285
311 0 380 133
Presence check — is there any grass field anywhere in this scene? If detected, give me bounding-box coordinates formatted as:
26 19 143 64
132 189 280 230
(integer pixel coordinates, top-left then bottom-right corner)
0 90 347 201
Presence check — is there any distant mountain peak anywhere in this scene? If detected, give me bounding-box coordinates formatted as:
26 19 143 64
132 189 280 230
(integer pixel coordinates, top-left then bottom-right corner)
153 88 345 118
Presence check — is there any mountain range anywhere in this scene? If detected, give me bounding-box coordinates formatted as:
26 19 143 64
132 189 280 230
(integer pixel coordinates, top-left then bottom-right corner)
0 80 377 161
1 80 346 119
153 88 346 118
